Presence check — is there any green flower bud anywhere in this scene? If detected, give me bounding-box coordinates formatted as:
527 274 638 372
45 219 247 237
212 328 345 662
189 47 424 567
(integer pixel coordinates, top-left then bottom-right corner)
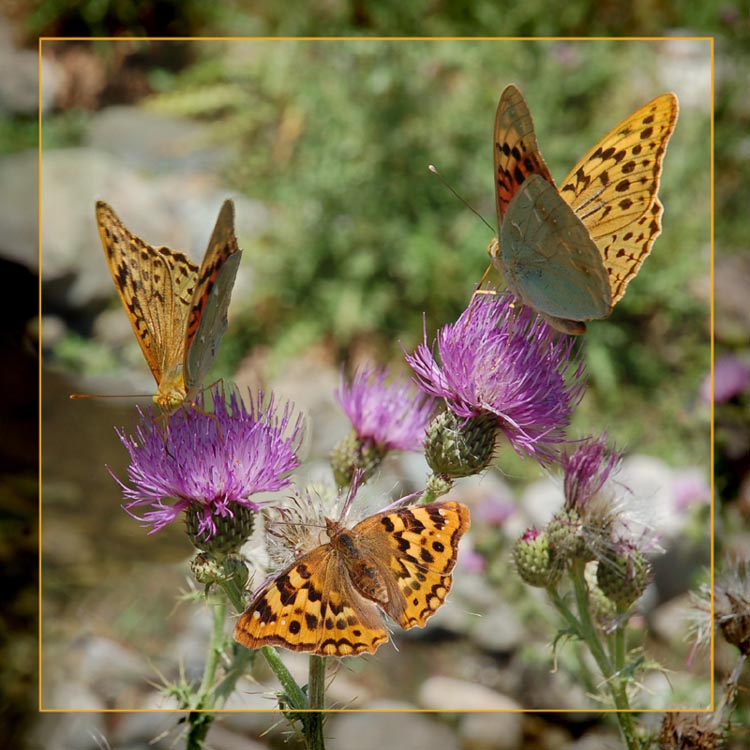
185 503 256 557
596 545 652 609
424 472 454 499
423 410 498 479
330 430 387 488
547 508 588 567
191 553 249 588
191 553 222 585
585 563 617 622
512 528 563 588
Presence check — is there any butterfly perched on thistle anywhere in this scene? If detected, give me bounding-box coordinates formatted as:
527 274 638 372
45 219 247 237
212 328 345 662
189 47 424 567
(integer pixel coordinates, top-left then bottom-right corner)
95 200 242 413
233 500 470 657
488 84 678 335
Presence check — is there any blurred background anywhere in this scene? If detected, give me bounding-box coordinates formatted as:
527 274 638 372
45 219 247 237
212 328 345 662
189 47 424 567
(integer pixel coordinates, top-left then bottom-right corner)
0 2 746 748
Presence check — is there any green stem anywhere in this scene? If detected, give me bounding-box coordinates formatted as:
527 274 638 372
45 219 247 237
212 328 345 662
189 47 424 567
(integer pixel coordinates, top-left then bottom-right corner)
185 712 215 750
612 605 627 685
261 646 309 711
214 642 254 705
198 596 226 703
569 564 612 679
568 564 639 749
218 574 246 614
183 593 227 749
308 655 327 709
547 589 597 694
261 648 327 750
302 656 327 750
417 474 454 504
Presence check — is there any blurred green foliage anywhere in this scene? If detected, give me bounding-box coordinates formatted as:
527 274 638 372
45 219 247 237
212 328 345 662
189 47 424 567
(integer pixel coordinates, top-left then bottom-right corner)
20 0 221 39
140 40 711 464
31 38 716 471
0 115 36 154
22 0 744 39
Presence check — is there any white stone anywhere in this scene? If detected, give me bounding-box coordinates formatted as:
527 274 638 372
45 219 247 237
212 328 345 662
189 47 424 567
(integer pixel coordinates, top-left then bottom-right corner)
328 703 460 750
419 675 521 711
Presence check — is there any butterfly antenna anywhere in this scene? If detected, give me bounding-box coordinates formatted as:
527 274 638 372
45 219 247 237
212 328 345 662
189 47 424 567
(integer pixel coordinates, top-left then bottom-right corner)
69 392 151 401
428 164 495 234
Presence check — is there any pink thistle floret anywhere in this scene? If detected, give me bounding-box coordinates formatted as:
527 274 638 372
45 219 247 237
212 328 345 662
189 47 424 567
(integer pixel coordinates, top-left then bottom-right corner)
405 296 586 465
336 365 436 451
112 386 305 537
562 434 621 511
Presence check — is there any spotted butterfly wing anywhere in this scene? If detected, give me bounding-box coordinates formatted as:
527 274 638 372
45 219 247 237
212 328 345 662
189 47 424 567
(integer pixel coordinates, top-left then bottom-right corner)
558 92 678 306
183 201 242 398
95 200 241 412
233 501 470 657
493 83 555 221
488 86 678 334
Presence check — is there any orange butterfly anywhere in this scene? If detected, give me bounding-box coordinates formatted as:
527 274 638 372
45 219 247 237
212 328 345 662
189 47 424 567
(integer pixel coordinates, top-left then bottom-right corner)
95 200 242 412
234 501 470 656
489 84 678 334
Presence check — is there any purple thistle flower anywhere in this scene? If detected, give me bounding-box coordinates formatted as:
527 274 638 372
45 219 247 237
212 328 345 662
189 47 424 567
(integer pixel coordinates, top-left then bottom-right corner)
562 434 621 511
405 296 586 465
554 435 662 569
336 366 436 451
699 354 750 405
112 386 304 538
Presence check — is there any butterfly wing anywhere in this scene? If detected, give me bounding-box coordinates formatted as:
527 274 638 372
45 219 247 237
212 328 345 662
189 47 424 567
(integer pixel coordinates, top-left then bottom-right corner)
233 544 390 657
558 93 678 307
348 501 470 630
95 201 198 399
183 200 242 398
499 174 611 326
494 84 556 224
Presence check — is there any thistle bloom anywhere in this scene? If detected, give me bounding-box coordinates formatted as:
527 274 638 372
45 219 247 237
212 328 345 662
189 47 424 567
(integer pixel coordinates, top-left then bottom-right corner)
562 434 621 513
336 366 436 451
406 296 586 466
331 366 436 486
550 435 660 603
113 386 305 538
550 435 624 563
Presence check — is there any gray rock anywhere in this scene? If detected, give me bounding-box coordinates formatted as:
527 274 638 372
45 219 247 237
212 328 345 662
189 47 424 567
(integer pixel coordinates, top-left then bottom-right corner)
0 19 58 115
658 38 712 111
113 711 185 748
617 454 675 536
517 477 564 529
223 682 297 734
30 709 107 750
38 314 68 350
328 702 460 750
563 727 621 749
42 148 171 306
200 723 270 750
260 351 344 459
77 635 153 706
41 146 265 313
520 664 594 712
459 710 524 750
419 676 522 711
86 105 231 174
0 150 37 267
470 601 525 653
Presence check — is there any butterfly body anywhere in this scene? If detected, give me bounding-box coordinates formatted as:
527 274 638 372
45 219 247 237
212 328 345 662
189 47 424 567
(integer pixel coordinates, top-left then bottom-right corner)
96 200 241 412
490 84 678 333
234 501 470 657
